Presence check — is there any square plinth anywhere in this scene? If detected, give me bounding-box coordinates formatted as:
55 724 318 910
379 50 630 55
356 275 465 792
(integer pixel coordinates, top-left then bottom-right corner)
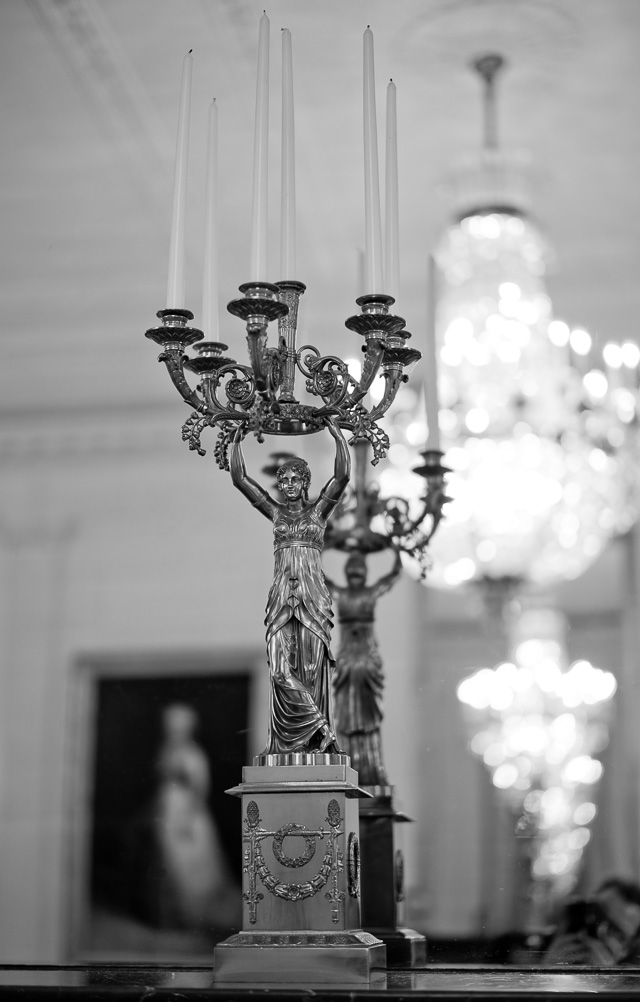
225 763 369 932
214 763 384 982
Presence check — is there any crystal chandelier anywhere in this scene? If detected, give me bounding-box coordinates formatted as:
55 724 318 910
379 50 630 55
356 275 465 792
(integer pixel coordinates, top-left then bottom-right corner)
387 54 639 592
456 605 616 930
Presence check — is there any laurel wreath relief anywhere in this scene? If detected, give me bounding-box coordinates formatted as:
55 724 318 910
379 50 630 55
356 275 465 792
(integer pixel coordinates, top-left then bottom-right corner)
242 799 345 922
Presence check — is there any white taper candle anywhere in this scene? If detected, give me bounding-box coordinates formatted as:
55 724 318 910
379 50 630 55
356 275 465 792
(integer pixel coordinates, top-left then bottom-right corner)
202 99 219 339
250 12 270 282
385 79 399 303
280 27 296 280
166 50 193 309
425 254 441 450
363 27 383 294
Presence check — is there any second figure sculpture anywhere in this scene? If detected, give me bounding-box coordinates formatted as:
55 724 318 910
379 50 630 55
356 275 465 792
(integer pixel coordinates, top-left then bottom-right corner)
326 550 402 787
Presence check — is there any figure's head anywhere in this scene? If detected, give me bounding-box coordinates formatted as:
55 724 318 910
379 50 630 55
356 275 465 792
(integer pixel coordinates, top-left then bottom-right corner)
162 703 197 740
345 552 367 586
276 457 311 502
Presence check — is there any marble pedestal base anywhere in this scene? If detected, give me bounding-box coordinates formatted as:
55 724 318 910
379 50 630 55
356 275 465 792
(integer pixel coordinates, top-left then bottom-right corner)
213 760 386 983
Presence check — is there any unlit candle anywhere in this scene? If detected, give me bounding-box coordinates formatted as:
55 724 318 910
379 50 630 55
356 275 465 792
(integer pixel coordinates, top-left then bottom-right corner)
250 13 270 282
363 27 383 294
166 50 193 309
201 99 219 339
280 27 296 280
385 79 399 303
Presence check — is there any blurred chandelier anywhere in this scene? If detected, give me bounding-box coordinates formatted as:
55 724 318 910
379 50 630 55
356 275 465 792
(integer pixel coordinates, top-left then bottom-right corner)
457 605 616 928
394 53 640 591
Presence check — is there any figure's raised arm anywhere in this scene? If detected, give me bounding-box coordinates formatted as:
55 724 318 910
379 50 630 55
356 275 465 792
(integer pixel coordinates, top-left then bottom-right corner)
316 419 351 520
372 548 403 598
228 427 276 519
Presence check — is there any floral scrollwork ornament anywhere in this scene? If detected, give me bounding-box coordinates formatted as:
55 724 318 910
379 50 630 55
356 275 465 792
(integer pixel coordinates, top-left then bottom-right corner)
241 799 347 924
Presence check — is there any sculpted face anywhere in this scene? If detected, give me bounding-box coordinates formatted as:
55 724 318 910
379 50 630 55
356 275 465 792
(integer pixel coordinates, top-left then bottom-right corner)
278 469 305 501
346 558 367 586
277 460 310 502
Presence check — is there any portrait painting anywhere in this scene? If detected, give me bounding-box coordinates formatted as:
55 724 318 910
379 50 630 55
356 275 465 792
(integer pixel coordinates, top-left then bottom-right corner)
69 656 255 960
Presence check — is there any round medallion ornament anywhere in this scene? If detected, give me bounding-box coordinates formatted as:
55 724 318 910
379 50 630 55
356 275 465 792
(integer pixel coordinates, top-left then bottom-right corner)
394 848 405 903
348 832 360 897
226 376 253 404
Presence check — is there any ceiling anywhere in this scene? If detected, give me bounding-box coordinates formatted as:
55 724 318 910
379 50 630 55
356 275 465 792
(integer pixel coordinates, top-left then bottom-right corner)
1 0 639 611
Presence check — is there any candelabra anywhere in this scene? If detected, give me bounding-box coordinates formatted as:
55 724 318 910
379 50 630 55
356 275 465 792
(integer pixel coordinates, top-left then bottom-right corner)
312 436 448 965
145 285 422 465
325 437 449 575
147 290 424 982
142 14 444 984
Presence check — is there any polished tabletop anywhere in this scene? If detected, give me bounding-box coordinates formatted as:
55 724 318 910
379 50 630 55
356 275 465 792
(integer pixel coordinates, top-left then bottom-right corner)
3 965 640 1000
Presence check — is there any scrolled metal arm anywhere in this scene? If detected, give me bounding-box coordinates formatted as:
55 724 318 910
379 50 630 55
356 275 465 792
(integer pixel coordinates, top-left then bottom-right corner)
158 348 207 412
297 347 352 408
245 327 271 394
383 488 446 550
348 338 387 405
201 361 257 415
368 366 406 422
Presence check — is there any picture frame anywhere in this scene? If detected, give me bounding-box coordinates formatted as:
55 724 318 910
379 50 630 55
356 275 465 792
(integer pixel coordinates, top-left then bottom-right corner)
67 650 265 962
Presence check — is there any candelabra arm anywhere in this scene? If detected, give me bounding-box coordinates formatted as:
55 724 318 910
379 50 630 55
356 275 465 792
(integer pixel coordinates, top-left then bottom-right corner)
353 438 374 531
245 328 270 395
227 282 289 399
159 348 208 411
349 340 386 405
145 309 207 411
344 294 410 408
400 495 445 547
405 451 452 544
368 367 405 422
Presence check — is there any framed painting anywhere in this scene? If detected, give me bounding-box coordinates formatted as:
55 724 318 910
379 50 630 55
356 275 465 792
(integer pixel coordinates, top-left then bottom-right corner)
68 651 263 961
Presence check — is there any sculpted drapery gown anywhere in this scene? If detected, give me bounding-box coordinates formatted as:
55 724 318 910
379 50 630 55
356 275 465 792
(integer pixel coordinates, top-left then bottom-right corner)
229 421 350 757
263 502 338 753
328 553 402 785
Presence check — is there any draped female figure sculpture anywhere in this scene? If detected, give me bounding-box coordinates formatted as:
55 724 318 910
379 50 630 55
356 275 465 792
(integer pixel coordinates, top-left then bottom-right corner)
325 550 402 786
228 419 351 758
